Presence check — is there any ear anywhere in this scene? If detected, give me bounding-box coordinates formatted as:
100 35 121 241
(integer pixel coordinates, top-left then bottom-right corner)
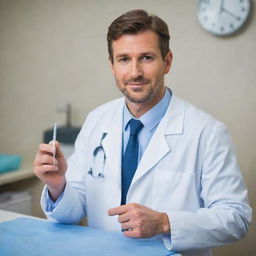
108 56 115 75
164 51 173 74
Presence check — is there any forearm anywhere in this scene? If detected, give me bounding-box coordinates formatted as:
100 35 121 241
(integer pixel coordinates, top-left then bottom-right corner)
165 204 251 251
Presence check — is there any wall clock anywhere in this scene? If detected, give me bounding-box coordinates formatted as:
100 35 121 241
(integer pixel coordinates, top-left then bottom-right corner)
197 0 251 36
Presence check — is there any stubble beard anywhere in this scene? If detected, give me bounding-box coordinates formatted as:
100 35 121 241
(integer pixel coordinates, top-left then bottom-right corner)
116 75 164 105
121 86 155 104
116 75 157 104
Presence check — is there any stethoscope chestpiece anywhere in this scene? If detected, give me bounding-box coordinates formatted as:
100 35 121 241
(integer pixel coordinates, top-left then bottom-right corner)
98 173 104 178
88 168 104 179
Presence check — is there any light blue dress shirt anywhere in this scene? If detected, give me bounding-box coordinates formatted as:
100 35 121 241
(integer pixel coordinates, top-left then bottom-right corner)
123 87 171 162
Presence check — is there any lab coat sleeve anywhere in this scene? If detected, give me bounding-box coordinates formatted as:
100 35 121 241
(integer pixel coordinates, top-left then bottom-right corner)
41 182 86 223
41 113 94 224
163 122 252 251
42 188 64 212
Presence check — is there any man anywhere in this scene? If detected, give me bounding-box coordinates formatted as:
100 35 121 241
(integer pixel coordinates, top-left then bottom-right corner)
34 9 252 255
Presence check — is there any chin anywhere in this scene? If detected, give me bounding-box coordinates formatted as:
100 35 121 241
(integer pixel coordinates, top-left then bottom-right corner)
125 92 152 104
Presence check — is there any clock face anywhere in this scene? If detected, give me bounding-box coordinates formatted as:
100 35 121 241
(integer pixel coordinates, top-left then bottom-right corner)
197 0 251 36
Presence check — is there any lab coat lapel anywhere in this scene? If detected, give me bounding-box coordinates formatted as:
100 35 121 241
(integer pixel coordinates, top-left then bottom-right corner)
101 99 124 188
131 94 185 186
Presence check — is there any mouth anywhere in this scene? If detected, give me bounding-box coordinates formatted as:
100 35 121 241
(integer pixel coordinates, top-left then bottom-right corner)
125 77 150 87
127 83 148 91
128 82 147 86
125 81 149 86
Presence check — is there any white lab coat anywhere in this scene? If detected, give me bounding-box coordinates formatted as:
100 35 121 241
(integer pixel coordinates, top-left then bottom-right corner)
41 93 252 256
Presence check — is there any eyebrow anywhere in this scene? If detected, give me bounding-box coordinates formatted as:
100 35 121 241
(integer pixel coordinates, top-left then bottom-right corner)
115 54 129 59
115 52 157 59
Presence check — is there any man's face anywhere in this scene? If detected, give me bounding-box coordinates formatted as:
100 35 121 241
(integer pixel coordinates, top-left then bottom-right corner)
110 30 172 107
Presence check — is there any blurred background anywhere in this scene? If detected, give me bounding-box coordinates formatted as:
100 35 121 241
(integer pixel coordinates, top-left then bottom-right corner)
0 0 255 255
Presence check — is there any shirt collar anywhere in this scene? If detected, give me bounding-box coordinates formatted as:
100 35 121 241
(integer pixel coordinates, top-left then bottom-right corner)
123 87 172 133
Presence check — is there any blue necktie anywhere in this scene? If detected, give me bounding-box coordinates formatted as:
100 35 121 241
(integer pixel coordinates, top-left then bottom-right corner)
121 119 143 205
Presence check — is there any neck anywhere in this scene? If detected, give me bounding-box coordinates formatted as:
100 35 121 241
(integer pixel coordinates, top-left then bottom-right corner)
126 87 166 118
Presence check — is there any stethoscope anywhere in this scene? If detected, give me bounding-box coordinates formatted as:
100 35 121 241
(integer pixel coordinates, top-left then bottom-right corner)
88 133 107 179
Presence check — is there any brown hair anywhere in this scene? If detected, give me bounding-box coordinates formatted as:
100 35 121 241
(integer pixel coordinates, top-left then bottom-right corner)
107 9 170 63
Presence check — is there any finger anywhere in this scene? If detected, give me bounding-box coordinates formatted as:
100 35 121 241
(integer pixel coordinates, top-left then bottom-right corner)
118 212 130 223
123 228 141 238
39 143 55 154
108 203 141 216
35 165 59 175
37 154 59 166
34 153 52 167
122 228 133 232
121 222 133 231
108 205 130 216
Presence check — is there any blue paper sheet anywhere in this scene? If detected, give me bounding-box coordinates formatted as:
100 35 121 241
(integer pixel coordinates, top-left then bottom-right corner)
0 218 178 256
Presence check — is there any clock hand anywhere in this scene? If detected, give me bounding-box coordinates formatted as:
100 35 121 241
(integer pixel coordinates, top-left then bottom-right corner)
220 0 224 13
222 7 240 20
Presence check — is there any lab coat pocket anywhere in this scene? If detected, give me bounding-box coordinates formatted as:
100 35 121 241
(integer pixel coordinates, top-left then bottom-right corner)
153 170 199 211
86 168 105 198
86 159 118 206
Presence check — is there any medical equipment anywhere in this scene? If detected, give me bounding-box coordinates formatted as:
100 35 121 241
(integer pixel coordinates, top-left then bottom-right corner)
52 122 57 166
43 103 81 159
88 134 107 178
88 146 105 178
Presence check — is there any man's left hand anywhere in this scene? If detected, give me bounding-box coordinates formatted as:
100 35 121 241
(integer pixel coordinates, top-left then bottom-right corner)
108 203 170 238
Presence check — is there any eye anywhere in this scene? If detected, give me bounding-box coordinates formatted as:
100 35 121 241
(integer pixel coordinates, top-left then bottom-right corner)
142 55 154 61
118 57 129 63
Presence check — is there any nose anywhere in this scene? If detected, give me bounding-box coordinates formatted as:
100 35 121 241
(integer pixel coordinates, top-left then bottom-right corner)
130 60 142 79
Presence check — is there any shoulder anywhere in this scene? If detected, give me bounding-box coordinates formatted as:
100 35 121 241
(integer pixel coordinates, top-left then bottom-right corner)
168 94 233 158
171 94 226 132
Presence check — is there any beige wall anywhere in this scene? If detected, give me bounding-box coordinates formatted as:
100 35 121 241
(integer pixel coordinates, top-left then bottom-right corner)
0 0 255 255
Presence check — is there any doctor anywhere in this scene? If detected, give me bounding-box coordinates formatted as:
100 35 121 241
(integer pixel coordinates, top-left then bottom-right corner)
33 9 252 255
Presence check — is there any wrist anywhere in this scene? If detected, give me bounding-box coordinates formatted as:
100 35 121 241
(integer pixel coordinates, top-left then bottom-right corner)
48 180 66 202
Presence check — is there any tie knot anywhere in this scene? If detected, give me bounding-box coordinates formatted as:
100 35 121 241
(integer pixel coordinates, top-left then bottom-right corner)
129 119 143 136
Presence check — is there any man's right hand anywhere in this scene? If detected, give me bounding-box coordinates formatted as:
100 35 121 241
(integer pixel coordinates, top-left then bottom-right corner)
33 141 67 201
